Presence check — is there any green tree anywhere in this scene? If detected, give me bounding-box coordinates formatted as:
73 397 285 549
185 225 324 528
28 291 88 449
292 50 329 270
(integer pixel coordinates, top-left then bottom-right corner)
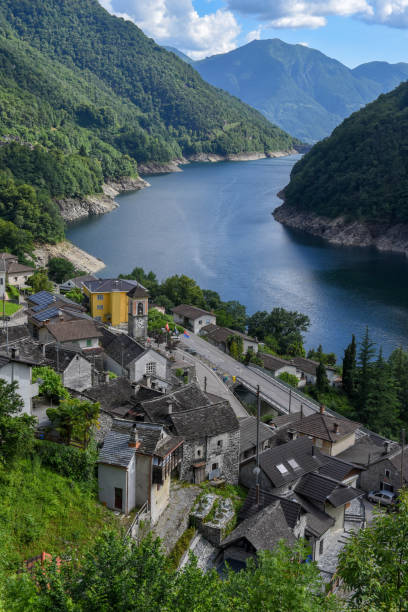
316 361 330 393
27 268 53 293
338 489 408 611
342 334 357 399
278 372 299 388
389 347 408 424
308 345 337 366
33 366 69 403
364 349 400 437
47 397 99 446
47 257 77 284
247 308 310 355
65 287 83 304
120 267 159 299
160 274 205 307
0 379 35 464
356 327 376 419
215 300 247 332
227 335 244 360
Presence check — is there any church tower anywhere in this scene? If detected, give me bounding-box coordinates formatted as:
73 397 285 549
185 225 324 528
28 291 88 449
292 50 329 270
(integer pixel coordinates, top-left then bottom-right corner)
127 284 149 341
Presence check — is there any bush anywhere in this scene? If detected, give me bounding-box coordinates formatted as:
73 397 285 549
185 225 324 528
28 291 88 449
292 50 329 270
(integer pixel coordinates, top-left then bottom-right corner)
34 439 98 482
168 527 195 570
278 372 299 388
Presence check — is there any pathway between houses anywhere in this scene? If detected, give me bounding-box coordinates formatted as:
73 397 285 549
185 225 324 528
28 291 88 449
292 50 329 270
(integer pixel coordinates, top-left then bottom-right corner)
152 482 200 554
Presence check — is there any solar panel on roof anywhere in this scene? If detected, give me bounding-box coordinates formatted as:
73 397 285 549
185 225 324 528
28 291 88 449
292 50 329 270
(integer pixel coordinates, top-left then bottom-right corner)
32 306 59 322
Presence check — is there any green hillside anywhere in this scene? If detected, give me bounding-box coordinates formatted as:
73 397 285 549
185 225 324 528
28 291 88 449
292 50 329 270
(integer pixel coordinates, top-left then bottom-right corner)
194 39 408 143
0 0 297 254
283 82 408 223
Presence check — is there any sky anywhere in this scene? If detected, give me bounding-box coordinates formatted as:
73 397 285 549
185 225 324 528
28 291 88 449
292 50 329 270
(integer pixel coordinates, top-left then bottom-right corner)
98 0 408 66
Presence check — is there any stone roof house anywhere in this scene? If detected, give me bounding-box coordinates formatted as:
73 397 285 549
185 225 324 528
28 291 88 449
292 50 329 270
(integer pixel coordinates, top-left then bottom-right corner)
100 327 169 390
0 348 38 415
43 345 93 392
98 418 183 523
0 252 34 290
258 353 298 379
171 304 216 334
239 416 276 463
59 274 97 292
200 324 259 355
292 357 337 386
142 383 240 484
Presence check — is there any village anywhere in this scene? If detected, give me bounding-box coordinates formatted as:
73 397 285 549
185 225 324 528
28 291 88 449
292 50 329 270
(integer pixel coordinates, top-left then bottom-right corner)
0 253 406 589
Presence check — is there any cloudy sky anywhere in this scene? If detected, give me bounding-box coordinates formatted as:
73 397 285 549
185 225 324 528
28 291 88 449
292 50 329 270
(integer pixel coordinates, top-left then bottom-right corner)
99 0 408 66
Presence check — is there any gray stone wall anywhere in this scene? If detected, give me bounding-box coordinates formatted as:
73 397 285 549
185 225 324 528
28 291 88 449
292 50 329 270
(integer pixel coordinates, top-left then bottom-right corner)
180 429 240 485
359 457 402 493
63 356 92 392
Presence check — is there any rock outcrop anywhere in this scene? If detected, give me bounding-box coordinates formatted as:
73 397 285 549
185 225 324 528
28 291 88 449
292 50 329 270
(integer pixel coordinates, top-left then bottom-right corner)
273 203 408 256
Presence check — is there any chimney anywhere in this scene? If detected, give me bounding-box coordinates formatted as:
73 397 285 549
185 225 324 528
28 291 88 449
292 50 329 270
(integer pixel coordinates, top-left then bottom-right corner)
287 428 298 441
333 422 339 434
383 441 391 455
11 347 20 360
320 404 325 414
165 398 173 414
39 343 46 357
128 424 139 448
131 383 140 396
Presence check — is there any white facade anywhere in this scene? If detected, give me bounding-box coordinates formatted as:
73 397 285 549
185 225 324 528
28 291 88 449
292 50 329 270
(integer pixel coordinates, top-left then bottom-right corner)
0 360 38 415
173 312 216 335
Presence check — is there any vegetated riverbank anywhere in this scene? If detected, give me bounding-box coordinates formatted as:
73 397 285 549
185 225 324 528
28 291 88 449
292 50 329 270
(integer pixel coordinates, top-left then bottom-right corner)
139 149 301 175
273 202 408 257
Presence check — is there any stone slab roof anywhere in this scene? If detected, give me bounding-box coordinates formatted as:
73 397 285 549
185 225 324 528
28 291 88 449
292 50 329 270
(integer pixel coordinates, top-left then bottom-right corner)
260 353 293 372
318 454 361 481
338 432 400 467
84 378 135 414
200 324 257 344
47 319 102 343
0 324 30 346
239 487 301 529
239 416 276 454
60 274 97 289
292 356 336 375
293 412 360 443
100 327 145 367
44 345 90 373
98 419 181 466
295 473 363 508
171 304 214 320
257 437 326 488
7 262 34 275
289 492 335 538
142 382 210 423
82 278 138 293
169 401 239 439
127 284 149 298
221 502 296 552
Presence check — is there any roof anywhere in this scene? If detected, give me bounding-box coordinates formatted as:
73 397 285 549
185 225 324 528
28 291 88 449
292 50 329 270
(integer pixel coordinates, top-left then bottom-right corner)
239 416 276 454
7 262 34 275
295 473 363 508
0 349 37 367
200 324 257 345
257 437 326 488
318 454 361 481
260 353 293 372
338 433 400 467
82 278 138 293
44 345 89 373
293 412 360 443
84 378 136 414
98 419 182 467
47 319 102 343
28 290 83 310
292 356 336 375
239 487 301 529
0 324 30 346
141 382 211 423
169 401 239 439
171 304 214 320
100 327 146 367
127 284 149 298
288 493 335 537
221 502 296 552
60 274 97 289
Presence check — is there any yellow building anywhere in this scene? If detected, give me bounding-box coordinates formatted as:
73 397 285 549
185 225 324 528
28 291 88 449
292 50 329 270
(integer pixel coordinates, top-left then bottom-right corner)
82 278 144 327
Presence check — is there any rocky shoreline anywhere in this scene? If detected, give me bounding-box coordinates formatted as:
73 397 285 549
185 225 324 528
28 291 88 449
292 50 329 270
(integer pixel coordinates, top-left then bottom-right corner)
33 240 106 274
273 203 408 257
57 176 149 222
139 149 300 175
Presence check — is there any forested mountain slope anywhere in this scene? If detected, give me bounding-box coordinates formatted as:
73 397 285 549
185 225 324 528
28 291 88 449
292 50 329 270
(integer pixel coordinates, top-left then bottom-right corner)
0 0 297 254
274 83 408 254
194 39 408 143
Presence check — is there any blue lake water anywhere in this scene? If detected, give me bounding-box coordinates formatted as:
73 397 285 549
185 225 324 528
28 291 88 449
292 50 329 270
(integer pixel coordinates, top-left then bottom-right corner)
66 155 408 359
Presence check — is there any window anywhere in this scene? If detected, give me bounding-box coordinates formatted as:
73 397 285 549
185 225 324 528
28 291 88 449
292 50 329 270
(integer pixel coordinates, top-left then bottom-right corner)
138 302 144 315
0 279 3 285
212 463 218 471
97 305 103 310
217 439 223 448
197 450 201 457
319 539 324 555
199 320 202 325
146 362 157 376
314 438 323 448
14 277 18 282
206 319 211 324
86 339 92 347
288 458 300 470
276 463 288 474
97 294 104 300
385 469 391 478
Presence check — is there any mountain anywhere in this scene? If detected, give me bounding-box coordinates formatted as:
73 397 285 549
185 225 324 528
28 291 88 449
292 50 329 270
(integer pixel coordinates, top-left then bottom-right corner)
273 82 408 255
0 0 298 254
164 46 194 65
352 61 408 91
194 39 408 143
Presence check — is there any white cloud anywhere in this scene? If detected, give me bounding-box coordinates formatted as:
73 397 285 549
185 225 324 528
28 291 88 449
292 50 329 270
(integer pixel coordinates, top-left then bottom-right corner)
245 27 262 42
99 0 241 59
227 0 408 28
297 41 310 46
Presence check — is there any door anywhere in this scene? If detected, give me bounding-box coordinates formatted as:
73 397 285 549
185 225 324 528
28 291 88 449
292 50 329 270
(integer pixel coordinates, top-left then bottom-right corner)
114 487 123 511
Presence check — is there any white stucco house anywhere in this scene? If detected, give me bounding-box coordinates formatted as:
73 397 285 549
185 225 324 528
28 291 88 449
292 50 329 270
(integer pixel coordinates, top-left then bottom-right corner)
172 304 216 335
0 348 38 415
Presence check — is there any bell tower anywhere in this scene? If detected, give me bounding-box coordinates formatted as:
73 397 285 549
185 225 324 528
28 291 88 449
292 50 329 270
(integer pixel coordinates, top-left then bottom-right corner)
127 284 149 340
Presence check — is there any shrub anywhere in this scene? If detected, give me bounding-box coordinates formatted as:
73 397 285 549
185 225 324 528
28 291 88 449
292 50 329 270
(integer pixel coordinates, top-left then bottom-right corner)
34 439 98 482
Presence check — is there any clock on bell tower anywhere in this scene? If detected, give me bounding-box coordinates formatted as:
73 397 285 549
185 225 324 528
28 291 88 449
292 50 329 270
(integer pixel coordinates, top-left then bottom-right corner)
126 284 149 340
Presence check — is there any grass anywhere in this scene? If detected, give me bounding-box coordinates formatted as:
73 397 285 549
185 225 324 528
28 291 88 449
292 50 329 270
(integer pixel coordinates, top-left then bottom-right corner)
0 457 119 575
168 527 196 570
0 301 21 316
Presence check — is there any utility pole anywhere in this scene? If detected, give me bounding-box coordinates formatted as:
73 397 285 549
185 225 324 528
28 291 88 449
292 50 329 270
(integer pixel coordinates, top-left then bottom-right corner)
289 388 292 413
401 428 405 490
204 376 207 393
255 384 261 505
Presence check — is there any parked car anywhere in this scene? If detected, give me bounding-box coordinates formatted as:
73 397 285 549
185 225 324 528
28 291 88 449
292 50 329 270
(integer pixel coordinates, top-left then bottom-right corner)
367 490 396 506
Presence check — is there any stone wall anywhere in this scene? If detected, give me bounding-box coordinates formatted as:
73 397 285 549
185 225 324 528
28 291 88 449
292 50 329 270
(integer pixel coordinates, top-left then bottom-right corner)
180 428 240 485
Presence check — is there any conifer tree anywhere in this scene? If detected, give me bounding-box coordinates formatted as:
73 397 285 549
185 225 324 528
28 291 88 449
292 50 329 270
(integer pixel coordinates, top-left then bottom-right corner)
364 349 400 437
356 327 376 419
388 347 408 424
342 334 357 399
316 361 330 393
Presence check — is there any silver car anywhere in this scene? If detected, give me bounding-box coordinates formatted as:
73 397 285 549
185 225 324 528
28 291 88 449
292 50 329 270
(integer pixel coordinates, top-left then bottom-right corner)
367 490 396 506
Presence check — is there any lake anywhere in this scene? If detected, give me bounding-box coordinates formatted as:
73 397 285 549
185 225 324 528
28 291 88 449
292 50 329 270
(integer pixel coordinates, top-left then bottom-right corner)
66 155 408 359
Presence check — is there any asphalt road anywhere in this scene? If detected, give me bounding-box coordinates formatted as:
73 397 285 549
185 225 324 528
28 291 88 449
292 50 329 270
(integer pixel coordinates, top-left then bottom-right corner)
178 332 320 417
